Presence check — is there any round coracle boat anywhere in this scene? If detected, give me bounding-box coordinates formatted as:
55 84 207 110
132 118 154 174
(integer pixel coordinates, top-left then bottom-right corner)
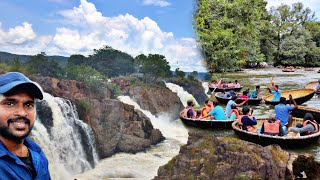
264 89 315 105
179 113 234 129
305 81 320 95
214 93 262 105
209 86 242 93
232 117 320 148
282 68 295 72
292 106 320 124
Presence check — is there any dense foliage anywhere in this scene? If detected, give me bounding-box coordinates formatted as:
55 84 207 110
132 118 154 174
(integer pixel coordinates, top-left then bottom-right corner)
194 1 320 72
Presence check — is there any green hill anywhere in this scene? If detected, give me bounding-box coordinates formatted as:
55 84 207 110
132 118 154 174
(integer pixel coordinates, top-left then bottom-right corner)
0 51 68 65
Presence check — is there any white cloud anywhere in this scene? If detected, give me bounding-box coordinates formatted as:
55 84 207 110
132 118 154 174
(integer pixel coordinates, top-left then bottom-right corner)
0 0 207 72
0 22 36 45
266 0 320 19
142 0 171 7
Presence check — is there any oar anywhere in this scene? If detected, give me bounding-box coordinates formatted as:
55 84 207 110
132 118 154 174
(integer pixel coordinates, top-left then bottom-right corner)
262 77 274 103
211 79 221 98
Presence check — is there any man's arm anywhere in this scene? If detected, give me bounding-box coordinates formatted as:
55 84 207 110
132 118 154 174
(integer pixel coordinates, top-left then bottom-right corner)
289 94 298 109
289 124 314 133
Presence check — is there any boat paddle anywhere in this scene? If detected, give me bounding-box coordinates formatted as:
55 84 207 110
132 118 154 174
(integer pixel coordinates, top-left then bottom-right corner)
262 77 274 103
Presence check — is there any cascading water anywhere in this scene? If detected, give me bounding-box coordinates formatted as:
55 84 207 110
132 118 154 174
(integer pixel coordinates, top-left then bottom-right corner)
202 81 211 97
74 92 194 179
165 82 199 107
30 93 99 179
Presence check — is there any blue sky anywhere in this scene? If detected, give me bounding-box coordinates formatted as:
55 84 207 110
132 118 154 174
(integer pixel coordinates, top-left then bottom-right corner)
0 0 319 72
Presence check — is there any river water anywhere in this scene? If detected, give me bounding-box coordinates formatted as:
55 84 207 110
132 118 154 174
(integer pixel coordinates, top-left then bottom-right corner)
75 67 320 179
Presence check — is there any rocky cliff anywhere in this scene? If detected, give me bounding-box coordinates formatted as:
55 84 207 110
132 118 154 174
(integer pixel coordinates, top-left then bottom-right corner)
167 78 207 105
30 76 184 159
154 133 295 180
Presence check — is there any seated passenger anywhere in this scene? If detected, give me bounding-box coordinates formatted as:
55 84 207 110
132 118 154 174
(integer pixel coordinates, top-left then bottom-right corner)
245 88 251 97
226 89 236 97
288 113 319 136
181 100 196 118
239 91 249 99
202 101 227 120
241 106 257 132
260 115 281 136
201 100 213 119
219 90 230 98
250 85 260 98
228 104 239 120
234 80 241 88
209 81 217 88
228 81 234 88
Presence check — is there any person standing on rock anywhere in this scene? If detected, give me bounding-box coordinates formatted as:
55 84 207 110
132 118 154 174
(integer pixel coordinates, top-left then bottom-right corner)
0 72 51 179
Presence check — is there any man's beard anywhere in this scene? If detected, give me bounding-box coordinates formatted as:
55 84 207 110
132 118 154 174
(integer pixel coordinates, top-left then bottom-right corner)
0 117 33 143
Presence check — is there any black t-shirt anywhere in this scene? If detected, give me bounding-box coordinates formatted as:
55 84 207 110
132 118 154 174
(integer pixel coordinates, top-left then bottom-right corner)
18 150 37 178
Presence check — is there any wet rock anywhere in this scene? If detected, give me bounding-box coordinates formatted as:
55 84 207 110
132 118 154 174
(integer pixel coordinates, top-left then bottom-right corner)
292 154 320 179
153 133 295 180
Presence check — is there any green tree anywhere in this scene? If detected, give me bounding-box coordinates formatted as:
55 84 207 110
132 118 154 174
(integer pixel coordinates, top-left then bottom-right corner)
188 71 198 80
268 3 315 66
68 54 86 65
25 54 62 77
134 54 172 81
194 0 268 72
86 45 135 77
175 68 185 78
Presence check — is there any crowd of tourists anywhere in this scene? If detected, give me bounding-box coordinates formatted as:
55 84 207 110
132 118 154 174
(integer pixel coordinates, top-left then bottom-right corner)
181 80 319 137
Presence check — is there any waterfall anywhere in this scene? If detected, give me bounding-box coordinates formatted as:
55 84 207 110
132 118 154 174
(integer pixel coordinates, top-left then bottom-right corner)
30 93 99 179
74 96 188 179
165 82 199 107
202 81 211 97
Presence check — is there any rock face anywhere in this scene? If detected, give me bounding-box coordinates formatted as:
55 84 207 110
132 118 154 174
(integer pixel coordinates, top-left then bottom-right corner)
167 78 207 105
154 133 294 180
292 155 320 179
30 76 173 159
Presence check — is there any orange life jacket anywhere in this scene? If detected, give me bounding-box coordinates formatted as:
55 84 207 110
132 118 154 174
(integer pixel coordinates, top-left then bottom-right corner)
181 107 196 118
230 109 240 119
263 120 280 136
201 107 208 118
302 120 319 134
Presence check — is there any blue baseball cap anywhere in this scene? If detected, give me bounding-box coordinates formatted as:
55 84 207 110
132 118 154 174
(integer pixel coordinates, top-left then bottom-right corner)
0 72 43 100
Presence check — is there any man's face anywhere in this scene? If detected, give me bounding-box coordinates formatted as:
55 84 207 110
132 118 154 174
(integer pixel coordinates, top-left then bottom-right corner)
0 92 35 142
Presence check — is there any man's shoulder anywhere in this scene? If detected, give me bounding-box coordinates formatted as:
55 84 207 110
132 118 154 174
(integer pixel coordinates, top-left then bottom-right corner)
24 138 44 153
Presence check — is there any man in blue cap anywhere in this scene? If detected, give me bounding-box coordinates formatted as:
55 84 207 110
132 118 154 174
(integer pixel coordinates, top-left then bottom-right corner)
0 72 51 179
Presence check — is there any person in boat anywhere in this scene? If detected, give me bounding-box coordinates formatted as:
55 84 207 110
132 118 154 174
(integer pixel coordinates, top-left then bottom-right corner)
209 80 217 88
260 115 281 136
229 104 239 120
219 89 230 98
225 89 236 97
250 85 260 99
233 80 241 88
201 100 213 119
240 106 257 132
275 95 298 135
245 88 251 97
239 91 249 99
225 96 248 118
267 82 282 101
0 72 51 179
181 100 196 118
202 101 227 120
317 79 320 92
227 81 234 88
288 113 319 136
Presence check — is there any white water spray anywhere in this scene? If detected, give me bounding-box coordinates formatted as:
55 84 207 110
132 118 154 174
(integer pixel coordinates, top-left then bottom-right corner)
165 82 199 107
30 93 99 179
74 96 188 179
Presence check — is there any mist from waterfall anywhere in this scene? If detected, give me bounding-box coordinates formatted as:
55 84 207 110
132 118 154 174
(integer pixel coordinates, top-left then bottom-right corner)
165 82 199 107
30 93 99 179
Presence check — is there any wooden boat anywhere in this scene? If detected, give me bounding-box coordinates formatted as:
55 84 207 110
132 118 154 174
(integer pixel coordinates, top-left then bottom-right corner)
305 81 320 95
179 114 234 129
282 67 295 72
232 117 320 148
292 106 320 124
209 86 242 92
264 89 315 105
214 93 262 105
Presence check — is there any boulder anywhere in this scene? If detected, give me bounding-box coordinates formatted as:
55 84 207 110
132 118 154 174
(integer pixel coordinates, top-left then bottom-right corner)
154 133 295 180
